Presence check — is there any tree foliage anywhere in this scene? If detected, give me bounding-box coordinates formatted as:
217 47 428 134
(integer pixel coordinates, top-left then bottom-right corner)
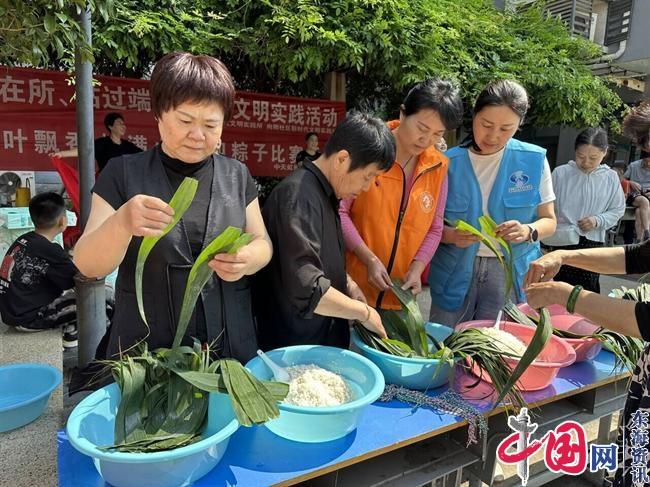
1 0 623 128
0 0 113 68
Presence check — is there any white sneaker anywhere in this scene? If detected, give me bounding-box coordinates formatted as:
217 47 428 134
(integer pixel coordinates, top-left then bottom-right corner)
493 462 505 482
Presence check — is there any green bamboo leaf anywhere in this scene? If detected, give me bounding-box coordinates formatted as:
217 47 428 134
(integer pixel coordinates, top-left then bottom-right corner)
379 309 412 344
382 338 415 355
455 219 505 267
220 360 253 426
158 373 208 436
136 177 198 326
478 215 514 298
260 381 291 402
171 369 228 393
173 227 252 348
389 281 428 356
114 357 147 444
496 307 553 405
220 359 282 426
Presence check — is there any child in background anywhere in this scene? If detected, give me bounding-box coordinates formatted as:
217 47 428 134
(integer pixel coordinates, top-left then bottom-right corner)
0 193 79 347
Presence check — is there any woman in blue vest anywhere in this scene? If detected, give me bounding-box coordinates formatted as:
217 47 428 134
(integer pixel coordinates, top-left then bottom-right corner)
428 79 557 327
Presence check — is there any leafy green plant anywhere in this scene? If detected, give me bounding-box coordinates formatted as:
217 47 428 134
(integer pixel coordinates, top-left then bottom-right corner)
103 177 288 452
3 1 621 130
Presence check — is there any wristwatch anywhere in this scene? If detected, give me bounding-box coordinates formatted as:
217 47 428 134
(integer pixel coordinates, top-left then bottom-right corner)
526 225 539 243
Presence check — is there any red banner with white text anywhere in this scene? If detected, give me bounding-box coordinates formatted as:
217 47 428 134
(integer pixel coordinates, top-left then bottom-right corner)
0 66 345 176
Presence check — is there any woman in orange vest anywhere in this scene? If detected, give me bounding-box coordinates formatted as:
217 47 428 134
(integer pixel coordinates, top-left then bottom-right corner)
339 79 463 309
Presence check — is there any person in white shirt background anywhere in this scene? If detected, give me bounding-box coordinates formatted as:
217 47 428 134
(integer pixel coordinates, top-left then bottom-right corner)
541 127 625 293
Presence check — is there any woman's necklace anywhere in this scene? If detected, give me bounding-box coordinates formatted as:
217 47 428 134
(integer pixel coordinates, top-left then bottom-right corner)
401 155 415 171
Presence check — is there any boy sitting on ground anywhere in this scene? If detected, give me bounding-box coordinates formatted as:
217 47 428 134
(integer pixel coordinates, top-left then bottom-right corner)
0 192 79 348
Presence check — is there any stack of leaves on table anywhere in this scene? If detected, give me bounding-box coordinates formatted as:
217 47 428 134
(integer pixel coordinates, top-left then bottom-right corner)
101 177 288 453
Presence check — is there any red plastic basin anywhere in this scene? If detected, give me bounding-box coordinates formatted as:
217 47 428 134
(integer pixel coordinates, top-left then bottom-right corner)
458 320 576 391
517 304 602 362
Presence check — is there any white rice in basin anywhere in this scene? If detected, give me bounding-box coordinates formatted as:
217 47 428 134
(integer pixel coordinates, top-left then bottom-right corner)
478 327 528 357
283 364 352 407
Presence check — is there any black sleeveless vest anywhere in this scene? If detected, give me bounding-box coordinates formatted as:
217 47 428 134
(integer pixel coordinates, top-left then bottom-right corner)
103 149 257 363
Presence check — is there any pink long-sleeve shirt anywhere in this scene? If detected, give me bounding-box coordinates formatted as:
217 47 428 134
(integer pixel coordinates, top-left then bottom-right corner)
339 175 448 264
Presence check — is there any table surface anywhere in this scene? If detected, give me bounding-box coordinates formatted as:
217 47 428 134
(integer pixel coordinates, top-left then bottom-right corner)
57 350 629 487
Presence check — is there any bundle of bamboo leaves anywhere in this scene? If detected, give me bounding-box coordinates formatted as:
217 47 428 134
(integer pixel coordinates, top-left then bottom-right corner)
102 177 288 453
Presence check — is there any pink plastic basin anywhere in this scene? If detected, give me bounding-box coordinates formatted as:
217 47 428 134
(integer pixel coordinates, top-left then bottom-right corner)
458 320 576 391
517 304 602 362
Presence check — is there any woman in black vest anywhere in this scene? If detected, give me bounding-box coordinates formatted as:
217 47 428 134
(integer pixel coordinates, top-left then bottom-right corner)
73 52 273 363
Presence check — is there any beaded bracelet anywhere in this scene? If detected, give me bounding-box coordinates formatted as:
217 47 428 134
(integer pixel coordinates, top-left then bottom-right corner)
566 285 583 314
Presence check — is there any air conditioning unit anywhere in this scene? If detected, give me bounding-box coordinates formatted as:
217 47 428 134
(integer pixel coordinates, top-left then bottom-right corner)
0 171 35 206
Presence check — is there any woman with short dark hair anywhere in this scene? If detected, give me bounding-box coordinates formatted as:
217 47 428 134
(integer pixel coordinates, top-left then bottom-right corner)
74 52 272 362
339 78 463 310
428 79 557 327
542 128 624 292
256 112 395 349
51 112 142 172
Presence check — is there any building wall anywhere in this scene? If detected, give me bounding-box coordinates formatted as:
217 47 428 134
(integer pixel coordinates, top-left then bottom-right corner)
616 0 650 73
592 0 609 46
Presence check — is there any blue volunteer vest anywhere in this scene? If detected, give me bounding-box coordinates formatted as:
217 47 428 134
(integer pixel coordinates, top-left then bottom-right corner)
428 138 546 311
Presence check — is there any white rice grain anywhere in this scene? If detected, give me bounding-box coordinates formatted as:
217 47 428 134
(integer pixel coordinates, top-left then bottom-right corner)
284 364 352 407
479 327 528 357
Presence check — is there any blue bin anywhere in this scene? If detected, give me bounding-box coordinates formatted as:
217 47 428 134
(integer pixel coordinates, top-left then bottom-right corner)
66 382 239 487
246 345 385 443
351 322 458 390
0 363 62 433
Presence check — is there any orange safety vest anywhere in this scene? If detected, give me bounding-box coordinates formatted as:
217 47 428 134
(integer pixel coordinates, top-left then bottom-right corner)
346 120 448 309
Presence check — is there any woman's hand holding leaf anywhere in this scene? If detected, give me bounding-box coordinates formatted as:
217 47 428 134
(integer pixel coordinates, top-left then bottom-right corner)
525 281 573 309
366 257 392 291
524 251 564 287
117 195 174 237
401 260 426 295
444 226 481 248
495 220 529 243
209 244 256 282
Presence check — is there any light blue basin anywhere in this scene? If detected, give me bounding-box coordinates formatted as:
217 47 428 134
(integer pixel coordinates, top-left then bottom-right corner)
351 322 457 390
0 363 61 433
246 345 385 443
66 382 239 487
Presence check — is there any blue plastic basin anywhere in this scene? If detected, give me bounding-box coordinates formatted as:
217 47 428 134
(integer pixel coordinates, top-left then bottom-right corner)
246 345 385 443
66 382 239 487
351 322 458 390
0 363 62 433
